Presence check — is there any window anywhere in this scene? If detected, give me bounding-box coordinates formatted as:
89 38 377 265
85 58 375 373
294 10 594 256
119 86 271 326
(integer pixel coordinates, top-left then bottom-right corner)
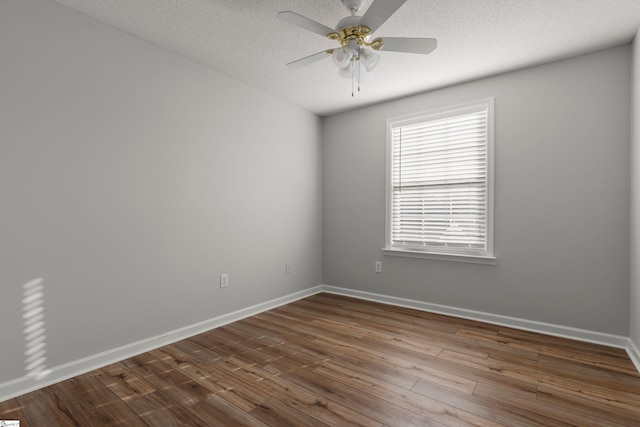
384 99 495 264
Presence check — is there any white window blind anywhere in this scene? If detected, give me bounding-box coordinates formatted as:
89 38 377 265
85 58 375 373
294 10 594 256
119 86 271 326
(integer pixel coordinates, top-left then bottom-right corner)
388 100 493 257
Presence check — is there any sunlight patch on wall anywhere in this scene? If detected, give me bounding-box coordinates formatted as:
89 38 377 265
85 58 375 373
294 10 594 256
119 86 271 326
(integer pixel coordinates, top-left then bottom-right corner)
22 278 51 381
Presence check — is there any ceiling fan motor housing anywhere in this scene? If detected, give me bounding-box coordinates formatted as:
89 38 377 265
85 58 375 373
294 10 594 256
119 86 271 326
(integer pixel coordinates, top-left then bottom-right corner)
330 17 383 53
335 15 362 31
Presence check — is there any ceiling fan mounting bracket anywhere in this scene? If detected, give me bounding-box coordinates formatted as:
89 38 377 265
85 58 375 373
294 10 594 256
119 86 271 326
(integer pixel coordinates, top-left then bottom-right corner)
341 0 365 14
328 25 384 51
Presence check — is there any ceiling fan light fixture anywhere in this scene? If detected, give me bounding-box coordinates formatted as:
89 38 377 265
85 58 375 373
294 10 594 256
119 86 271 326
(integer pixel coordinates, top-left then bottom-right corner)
331 45 354 68
360 47 380 72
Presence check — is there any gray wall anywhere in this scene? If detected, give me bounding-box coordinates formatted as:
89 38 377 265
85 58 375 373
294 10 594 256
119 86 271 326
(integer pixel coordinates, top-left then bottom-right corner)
631 31 640 349
0 0 322 385
323 45 631 336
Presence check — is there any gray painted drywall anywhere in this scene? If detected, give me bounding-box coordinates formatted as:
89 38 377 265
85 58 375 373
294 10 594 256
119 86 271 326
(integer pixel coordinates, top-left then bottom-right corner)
323 45 631 335
631 32 640 348
0 0 322 385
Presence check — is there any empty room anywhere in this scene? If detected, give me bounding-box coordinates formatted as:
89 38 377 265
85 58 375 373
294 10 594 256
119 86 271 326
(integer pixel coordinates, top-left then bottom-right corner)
2 0 640 425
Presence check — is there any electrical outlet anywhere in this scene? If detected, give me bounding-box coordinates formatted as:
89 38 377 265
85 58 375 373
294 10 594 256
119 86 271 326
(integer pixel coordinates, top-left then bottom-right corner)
285 263 292 274
375 261 382 273
220 273 229 288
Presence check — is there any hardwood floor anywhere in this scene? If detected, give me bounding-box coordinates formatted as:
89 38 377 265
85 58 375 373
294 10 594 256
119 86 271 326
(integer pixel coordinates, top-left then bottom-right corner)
1 293 640 426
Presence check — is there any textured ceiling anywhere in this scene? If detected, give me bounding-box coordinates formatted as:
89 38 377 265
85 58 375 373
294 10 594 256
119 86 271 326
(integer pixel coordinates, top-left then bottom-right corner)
54 0 640 116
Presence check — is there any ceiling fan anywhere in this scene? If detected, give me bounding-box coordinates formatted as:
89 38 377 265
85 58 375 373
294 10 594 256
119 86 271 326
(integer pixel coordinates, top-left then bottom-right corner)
277 0 437 95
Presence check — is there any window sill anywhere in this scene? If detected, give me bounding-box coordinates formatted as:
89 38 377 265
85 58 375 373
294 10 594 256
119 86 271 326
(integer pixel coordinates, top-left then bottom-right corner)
382 248 497 265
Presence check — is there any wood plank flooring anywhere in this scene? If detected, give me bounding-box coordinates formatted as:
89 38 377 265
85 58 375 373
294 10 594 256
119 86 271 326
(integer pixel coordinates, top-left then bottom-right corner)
1 293 640 426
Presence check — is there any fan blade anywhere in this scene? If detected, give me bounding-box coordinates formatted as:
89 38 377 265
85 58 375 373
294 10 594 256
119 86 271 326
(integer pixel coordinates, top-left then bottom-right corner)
277 11 335 37
286 50 332 69
359 0 408 34
380 37 437 54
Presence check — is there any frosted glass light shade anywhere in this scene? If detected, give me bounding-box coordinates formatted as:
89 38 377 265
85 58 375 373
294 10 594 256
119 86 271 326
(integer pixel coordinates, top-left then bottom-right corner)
332 46 354 68
360 48 380 72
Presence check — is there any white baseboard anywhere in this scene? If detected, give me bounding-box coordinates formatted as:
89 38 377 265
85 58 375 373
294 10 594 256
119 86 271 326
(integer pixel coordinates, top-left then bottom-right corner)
321 285 631 350
0 285 324 403
628 338 640 374
2 283 637 402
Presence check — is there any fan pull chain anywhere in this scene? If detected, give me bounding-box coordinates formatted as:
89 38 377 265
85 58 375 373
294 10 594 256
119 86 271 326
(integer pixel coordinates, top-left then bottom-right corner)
357 58 361 93
351 60 355 97
350 57 362 97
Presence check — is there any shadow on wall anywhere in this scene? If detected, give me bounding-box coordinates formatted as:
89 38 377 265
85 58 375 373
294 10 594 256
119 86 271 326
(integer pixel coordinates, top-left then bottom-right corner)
22 278 51 381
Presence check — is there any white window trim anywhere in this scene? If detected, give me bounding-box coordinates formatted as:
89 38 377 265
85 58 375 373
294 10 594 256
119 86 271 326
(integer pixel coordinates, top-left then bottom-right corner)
382 248 497 265
384 98 496 264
